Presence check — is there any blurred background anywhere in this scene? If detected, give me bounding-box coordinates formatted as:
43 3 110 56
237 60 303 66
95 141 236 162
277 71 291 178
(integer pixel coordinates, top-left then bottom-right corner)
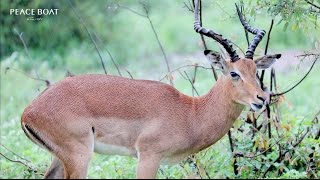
1 0 319 179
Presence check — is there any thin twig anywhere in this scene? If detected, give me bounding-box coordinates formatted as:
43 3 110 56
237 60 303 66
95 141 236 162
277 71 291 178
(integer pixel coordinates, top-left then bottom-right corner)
228 130 238 175
183 0 194 13
0 143 31 163
296 53 320 58
178 70 188 81
230 41 246 56
239 4 250 46
259 20 275 157
271 67 282 124
159 64 212 81
305 0 320 9
264 20 274 55
159 168 169 179
197 0 220 82
5 67 50 86
68 0 107 74
192 66 198 96
183 71 200 96
105 46 122 76
93 32 122 76
203 165 211 179
143 4 173 86
214 1 233 18
13 29 50 87
192 65 198 84
191 65 198 96
116 4 147 17
13 29 40 79
210 65 218 81
198 0 208 50
272 57 318 97
260 19 274 89
118 3 173 86
0 152 38 173
125 69 134 79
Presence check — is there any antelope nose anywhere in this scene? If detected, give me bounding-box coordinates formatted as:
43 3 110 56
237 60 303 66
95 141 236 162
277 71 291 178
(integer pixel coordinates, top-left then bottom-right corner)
257 95 266 104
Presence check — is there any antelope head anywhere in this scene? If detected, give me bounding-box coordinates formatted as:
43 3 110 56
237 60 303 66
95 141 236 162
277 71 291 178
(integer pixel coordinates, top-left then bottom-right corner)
194 0 281 111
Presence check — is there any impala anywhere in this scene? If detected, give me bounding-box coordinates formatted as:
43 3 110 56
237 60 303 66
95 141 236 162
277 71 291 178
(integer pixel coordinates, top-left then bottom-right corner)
21 1 281 179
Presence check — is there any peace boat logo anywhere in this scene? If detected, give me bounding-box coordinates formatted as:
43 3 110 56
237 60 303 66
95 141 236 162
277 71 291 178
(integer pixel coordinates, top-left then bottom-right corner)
9 8 59 21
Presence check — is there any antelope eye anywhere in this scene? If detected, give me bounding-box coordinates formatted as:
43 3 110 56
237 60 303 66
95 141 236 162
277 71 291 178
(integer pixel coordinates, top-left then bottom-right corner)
230 72 240 80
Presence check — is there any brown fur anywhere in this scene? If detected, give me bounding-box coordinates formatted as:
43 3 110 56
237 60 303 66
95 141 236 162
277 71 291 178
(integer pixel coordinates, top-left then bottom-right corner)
21 59 270 179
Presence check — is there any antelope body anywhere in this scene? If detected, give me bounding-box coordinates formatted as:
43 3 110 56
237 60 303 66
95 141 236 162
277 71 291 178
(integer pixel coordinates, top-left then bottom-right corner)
21 1 281 179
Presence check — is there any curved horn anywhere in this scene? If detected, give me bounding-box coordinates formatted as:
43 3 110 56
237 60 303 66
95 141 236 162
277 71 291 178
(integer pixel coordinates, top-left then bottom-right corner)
194 0 240 62
235 3 266 59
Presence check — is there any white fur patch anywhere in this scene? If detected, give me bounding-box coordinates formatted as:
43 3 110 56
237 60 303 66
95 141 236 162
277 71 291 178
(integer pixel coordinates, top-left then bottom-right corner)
94 141 135 156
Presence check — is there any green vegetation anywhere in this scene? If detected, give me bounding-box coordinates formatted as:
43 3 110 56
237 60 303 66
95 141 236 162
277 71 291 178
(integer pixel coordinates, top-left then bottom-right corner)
1 0 319 179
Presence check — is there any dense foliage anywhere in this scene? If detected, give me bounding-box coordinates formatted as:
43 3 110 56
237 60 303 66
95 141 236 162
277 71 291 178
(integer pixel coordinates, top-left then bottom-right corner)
248 0 320 31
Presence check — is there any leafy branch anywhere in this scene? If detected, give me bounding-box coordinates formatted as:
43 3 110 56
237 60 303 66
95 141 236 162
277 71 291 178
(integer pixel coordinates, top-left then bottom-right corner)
262 110 320 177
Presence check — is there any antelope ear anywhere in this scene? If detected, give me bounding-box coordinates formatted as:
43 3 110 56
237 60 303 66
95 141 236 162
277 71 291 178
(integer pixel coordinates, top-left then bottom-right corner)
254 54 281 69
204 50 227 71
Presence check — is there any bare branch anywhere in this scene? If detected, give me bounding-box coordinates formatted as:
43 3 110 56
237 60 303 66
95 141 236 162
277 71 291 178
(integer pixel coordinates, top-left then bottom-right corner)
239 4 250 46
65 70 75 77
5 67 50 86
197 0 219 82
230 41 246 56
183 0 194 13
178 70 188 81
13 29 40 79
93 32 122 77
0 152 41 175
192 65 198 84
264 20 274 56
13 29 51 86
0 143 31 163
125 69 134 79
68 0 107 75
142 4 173 86
259 19 274 88
210 65 218 81
270 67 282 140
198 0 208 50
183 71 200 96
117 2 173 86
272 57 318 97
116 4 147 17
159 64 211 82
305 0 320 9
296 52 320 58
228 130 238 175
105 46 122 76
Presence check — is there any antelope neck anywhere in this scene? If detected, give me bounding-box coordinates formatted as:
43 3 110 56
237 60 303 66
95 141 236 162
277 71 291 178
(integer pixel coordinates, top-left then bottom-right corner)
191 76 244 149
